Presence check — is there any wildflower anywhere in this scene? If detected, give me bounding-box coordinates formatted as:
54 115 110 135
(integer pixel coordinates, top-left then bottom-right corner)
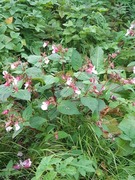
14 122 20 131
41 101 50 110
52 45 59 54
66 77 73 86
43 41 49 48
130 78 135 84
44 57 50 64
6 126 13 132
133 66 135 74
17 151 23 157
73 86 81 95
85 63 97 74
2 109 9 115
13 158 32 170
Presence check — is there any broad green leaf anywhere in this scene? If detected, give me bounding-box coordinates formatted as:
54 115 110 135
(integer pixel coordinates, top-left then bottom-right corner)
44 75 59 85
71 49 82 71
81 96 98 113
0 85 12 102
25 67 43 78
74 72 91 80
22 104 33 120
60 87 74 97
27 55 42 64
48 54 61 61
12 90 31 101
119 115 135 140
57 100 80 115
29 116 46 130
91 46 104 73
97 99 106 112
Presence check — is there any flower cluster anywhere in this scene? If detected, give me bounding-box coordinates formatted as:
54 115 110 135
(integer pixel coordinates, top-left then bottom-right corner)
13 158 32 170
63 75 81 95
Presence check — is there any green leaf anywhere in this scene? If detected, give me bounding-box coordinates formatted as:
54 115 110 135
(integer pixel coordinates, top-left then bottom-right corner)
25 67 43 78
48 54 61 61
12 90 31 101
57 100 80 115
0 85 12 102
44 75 59 85
97 99 106 112
119 115 135 140
27 55 42 65
22 104 33 120
71 49 82 71
43 171 57 180
91 46 104 73
35 155 54 179
29 116 46 130
57 131 69 139
81 96 98 113
60 87 74 97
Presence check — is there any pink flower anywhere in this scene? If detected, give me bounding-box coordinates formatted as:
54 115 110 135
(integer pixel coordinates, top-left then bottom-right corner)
13 164 21 170
41 101 50 110
13 159 32 170
73 86 81 95
20 159 32 169
66 77 73 86
130 78 135 84
85 63 97 74
2 109 9 115
52 45 59 54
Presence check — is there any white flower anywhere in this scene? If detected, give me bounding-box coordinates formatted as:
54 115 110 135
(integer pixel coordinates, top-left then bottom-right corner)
133 66 135 74
125 29 130 36
92 66 98 74
66 77 73 86
44 57 50 64
14 122 20 131
41 101 50 110
6 126 13 132
11 63 16 69
2 71 8 76
17 151 23 157
12 77 18 86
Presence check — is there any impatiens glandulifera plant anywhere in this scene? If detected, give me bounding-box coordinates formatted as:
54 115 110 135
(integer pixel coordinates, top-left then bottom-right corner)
1 42 135 143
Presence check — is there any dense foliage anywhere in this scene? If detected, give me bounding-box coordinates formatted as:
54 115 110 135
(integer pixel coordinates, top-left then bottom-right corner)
0 0 135 179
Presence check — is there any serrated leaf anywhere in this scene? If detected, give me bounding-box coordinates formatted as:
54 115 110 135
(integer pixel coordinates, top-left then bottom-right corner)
57 100 80 115
71 49 82 71
91 46 104 73
81 96 98 113
12 90 31 101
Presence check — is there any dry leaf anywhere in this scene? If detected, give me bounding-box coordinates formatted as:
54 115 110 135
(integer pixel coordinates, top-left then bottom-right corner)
5 17 13 24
